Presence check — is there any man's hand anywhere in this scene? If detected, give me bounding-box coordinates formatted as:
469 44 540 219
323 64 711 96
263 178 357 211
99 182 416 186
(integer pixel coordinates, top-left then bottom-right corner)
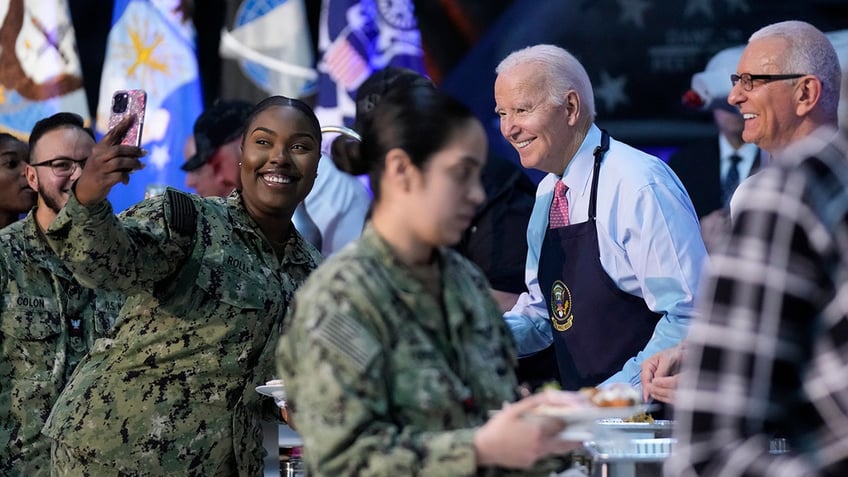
640 344 686 404
74 116 146 206
700 208 731 253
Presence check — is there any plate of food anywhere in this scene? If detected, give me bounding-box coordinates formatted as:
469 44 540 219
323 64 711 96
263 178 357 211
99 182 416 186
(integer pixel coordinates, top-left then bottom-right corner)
527 384 651 440
532 404 650 424
255 379 286 401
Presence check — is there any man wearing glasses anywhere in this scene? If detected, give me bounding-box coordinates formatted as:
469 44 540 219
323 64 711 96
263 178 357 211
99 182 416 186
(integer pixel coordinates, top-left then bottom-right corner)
724 21 843 218
0 113 125 475
666 20 845 476
642 21 843 406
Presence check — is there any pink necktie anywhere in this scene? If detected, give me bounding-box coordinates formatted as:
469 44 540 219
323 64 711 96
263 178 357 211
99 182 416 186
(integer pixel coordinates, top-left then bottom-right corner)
549 181 570 229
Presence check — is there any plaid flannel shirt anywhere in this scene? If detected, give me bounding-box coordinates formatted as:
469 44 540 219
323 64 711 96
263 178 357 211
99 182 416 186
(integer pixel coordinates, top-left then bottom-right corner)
667 128 848 477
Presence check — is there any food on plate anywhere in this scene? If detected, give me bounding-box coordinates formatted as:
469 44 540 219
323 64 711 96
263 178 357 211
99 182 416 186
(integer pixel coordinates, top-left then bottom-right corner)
525 382 644 419
623 411 655 423
580 383 641 408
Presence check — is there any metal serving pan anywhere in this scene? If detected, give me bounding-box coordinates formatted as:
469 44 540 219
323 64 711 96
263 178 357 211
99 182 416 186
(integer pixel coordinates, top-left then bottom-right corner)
584 437 675 463
593 418 674 438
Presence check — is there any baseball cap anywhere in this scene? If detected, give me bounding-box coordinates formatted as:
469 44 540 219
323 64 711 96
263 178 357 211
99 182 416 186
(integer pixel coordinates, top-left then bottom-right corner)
682 45 745 113
182 99 254 171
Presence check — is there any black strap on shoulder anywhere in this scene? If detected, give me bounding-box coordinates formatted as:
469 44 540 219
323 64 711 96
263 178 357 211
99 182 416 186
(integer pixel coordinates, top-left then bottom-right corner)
166 188 197 236
588 129 610 220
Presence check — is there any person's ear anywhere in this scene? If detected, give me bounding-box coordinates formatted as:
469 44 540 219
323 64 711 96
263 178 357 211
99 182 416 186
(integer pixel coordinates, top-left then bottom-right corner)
564 90 581 126
25 164 38 191
794 75 822 117
207 152 223 175
384 147 414 192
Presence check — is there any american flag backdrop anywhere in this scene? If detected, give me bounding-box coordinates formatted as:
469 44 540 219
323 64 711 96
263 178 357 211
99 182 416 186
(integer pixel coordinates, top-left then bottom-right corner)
313 0 425 128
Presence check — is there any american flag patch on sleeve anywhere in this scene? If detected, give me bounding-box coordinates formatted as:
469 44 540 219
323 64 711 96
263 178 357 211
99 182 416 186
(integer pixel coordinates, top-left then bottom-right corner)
314 312 379 373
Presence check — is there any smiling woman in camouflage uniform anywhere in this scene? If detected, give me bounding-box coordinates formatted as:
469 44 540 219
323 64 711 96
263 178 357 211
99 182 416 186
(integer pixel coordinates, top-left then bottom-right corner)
277 85 580 476
41 97 322 476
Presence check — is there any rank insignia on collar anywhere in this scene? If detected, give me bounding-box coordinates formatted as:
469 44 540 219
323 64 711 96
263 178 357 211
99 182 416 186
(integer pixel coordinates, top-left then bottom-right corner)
550 280 573 332
68 317 83 337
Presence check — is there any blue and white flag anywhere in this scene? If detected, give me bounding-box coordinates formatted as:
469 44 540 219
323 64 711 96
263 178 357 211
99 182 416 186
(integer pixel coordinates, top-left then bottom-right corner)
0 0 89 138
98 0 202 212
220 0 318 98
314 0 425 128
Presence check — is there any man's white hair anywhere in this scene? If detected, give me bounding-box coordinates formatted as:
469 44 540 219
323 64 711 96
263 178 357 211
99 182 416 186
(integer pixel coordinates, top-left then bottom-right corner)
496 44 596 119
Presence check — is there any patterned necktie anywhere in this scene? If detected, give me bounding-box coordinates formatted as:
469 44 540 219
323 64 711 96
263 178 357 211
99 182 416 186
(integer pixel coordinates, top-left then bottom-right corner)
722 154 742 206
549 181 570 229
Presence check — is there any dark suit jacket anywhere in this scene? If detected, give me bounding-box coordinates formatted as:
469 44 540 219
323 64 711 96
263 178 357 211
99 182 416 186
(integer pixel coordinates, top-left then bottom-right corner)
667 138 762 218
454 153 535 294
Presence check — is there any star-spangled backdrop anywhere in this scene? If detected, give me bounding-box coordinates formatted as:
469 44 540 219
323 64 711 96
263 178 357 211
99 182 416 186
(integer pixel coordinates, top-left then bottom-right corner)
434 0 847 168
4 0 846 205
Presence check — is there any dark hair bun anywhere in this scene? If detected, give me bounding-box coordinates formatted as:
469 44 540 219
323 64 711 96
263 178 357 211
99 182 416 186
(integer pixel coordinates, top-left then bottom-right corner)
354 67 432 131
330 135 368 175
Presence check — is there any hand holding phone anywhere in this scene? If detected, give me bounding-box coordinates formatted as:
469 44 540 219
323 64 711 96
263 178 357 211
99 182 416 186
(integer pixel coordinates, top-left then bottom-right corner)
108 89 147 147
73 89 148 206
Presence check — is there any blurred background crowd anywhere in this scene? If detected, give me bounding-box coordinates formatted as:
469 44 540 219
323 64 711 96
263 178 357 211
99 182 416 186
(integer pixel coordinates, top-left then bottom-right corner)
3 1 848 475
2 0 846 211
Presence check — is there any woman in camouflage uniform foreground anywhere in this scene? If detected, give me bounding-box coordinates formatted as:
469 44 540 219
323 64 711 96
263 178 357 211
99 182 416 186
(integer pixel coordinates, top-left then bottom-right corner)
277 85 581 476
41 97 323 476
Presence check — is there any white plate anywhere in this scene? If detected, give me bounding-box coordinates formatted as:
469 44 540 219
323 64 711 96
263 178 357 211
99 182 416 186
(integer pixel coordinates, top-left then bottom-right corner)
255 384 287 401
530 405 651 441
531 404 649 424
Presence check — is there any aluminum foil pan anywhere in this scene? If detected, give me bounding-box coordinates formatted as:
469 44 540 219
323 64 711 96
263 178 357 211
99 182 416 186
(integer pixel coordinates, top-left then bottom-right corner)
593 418 674 437
583 437 676 463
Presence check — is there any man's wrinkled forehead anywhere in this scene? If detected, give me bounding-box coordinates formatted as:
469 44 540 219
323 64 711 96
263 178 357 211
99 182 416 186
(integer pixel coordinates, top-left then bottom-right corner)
737 37 789 74
495 72 548 110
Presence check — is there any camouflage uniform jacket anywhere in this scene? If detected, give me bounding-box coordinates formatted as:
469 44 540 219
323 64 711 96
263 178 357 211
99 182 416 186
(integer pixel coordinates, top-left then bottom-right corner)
277 225 531 477
41 188 320 476
0 210 123 476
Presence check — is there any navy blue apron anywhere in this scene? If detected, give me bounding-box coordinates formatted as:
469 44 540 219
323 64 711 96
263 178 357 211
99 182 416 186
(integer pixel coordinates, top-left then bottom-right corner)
538 131 661 390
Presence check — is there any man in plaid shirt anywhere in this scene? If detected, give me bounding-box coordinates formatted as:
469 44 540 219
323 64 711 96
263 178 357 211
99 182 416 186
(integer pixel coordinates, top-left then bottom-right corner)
666 21 848 477
642 20 843 407
667 126 847 476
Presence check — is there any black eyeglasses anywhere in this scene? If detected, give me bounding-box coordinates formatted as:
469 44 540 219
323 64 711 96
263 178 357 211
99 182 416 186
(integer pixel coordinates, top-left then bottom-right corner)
730 73 806 92
30 157 87 177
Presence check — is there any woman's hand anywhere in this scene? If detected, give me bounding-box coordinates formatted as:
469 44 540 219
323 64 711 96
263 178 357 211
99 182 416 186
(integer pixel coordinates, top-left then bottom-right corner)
280 403 296 431
74 116 146 206
473 390 584 469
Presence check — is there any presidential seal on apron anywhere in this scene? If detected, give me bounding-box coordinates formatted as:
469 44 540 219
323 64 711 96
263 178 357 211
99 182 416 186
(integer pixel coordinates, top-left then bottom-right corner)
550 280 573 332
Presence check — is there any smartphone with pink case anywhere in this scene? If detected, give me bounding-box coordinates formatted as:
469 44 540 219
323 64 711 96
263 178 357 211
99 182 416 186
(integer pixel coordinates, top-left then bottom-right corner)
108 89 147 147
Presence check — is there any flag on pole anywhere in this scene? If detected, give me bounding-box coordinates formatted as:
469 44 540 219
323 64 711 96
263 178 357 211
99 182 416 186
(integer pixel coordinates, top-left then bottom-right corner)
0 0 90 138
97 0 203 212
220 0 318 98
314 0 425 128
